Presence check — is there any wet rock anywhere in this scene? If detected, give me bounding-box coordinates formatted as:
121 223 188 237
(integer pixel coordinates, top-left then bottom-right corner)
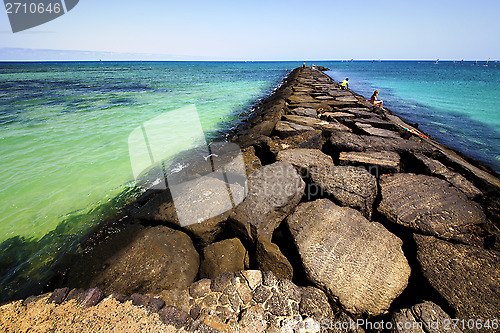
413 153 482 199
415 234 500 331
338 150 401 174
255 237 293 280
82 226 199 295
289 107 318 118
379 174 486 243
286 199 410 316
277 148 334 175
132 191 230 247
48 287 69 304
275 121 315 139
199 238 248 279
230 162 305 242
310 165 377 220
391 301 462 333
267 130 323 156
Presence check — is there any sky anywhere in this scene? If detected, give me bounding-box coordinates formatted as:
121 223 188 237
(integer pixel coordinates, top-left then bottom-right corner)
0 0 499 61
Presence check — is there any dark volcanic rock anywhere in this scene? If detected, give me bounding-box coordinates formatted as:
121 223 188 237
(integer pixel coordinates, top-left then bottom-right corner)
76 226 199 295
255 236 293 280
288 107 318 118
276 148 334 174
159 305 190 329
274 121 315 139
48 287 69 304
241 146 262 176
379 174 486 243
286 199 410 316
391 301 463 333
199 238 248 279
310 165 377 219
329 131 434 154
415 234 500 332
230 162 305 242
338 150 401 174
299 286 334 320
413 153 482 199
132 191 231 247
267 130 323 156
283 114 351 133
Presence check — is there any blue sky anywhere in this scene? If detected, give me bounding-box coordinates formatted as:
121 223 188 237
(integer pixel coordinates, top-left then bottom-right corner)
0 0 498 61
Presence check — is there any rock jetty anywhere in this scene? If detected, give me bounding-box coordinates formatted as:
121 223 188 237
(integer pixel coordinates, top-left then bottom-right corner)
1 67 499 332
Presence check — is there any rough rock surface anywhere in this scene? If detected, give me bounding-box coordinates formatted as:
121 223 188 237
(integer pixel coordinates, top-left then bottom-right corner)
68 226 200 295
283 114 351 133
310 165 377 219
415 234 500 332
230 162 305 242
255 236 293 280
199 238 248 279
286 199 410 316
379 174 486 243
274 121 315 139
288 107 318 118
338 150 401 174
391 301 463 333
277 148 334 174
267 130 323 156
132 191 231 247
413 153 482 199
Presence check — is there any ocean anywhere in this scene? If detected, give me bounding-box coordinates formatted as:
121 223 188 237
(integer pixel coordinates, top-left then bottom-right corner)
0 60 499 301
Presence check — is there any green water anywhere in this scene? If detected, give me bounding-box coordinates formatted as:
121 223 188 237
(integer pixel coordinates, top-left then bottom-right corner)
0 61 295 300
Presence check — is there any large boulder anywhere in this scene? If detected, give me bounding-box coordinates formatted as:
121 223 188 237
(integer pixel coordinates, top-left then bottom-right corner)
412 153 482 200
286 199 410 316
338 150 401 174
415 234 500 332
379 174 486 244
230 162 305 242
132 191 231 247
199 238 248 279
274 121 315 139
391 301 463 333
329 131 434 154
277 148 334 175
267 130 323 156
69 226 199 295
309 165 377 220
283 114 351 133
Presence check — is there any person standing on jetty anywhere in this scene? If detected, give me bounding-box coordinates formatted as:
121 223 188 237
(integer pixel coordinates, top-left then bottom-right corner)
303 62 306 68
340 78 349 89
370 90 383 108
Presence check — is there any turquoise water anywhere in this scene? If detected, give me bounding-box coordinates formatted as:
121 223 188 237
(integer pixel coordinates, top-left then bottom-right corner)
0 60 499 301
323 61 500 172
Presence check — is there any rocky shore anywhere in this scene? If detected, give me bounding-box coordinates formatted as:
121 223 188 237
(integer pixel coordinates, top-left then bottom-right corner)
1 67 499 332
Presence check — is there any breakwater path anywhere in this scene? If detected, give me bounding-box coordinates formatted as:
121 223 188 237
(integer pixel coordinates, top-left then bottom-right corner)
1 67 499 332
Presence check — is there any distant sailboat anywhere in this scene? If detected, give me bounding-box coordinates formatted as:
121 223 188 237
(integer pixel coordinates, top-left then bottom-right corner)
434 59 439 64
484 58 490 66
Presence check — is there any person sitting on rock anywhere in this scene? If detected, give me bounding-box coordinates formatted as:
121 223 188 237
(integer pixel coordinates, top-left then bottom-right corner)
370 90 383 108
340 78 349 89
